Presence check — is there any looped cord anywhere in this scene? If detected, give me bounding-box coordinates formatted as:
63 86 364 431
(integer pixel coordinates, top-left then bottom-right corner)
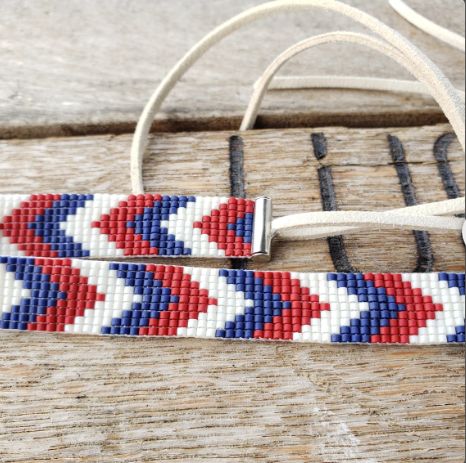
130 0 465 196
239 31 465 131
242 29 465 240
266 0 465 101
130 0 465 242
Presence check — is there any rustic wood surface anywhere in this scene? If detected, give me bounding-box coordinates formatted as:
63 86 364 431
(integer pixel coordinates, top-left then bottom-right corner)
0 0 464 139
0 124 464 462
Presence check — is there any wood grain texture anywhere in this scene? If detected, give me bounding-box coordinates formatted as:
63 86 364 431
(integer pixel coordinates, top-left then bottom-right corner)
0 124 464 462
0 0 464 139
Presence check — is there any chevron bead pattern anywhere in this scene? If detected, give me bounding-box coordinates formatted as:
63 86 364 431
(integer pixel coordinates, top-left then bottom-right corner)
0 194 255 259
0 256 464 344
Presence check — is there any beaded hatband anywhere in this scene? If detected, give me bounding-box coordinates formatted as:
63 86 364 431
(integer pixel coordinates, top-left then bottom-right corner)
0 194 256 259
1 256 464 344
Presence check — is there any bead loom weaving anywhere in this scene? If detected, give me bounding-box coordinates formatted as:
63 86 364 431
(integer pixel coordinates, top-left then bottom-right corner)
0 0 464 346
0 257 464 344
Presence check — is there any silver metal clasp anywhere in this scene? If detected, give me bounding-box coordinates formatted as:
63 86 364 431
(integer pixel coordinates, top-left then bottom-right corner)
251 197 273 263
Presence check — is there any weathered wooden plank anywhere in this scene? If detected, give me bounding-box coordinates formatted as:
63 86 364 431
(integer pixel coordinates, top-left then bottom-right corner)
0 124 464 462
0 0 464 139
0 335 464 462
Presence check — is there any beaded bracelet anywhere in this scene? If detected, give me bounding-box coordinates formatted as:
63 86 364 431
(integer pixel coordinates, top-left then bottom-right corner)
1 256 464 344
1 193 463 264
0 193 261 260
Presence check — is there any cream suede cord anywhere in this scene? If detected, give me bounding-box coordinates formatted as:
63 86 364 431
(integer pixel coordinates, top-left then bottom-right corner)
389 0 465 52
272 211 463 236
131 0 465 196
240 31 462 131
264 76 465 103
274 198 466 241
130 0 465 244
242 30 464 240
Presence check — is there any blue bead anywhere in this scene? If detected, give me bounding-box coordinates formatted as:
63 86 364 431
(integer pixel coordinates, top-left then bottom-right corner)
215 330 226 338
331 334 342 342
340 326 351 335
225 321 235 330
101 327 111 335
361 327 370 335
254 322 264 331
438 273 449 281
370 327 380 335
245 330 254 338
327 273 337 281
458 334 465 343
447 335 458 342
350 319 360 326
455 325 465 334
361 335 371 343
341 334 351 342
351 335 362 342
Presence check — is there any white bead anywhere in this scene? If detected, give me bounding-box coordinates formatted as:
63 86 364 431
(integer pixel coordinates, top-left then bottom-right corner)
205 329 216 338
321 333 331 343
302 332 312 341
177 328 188 337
